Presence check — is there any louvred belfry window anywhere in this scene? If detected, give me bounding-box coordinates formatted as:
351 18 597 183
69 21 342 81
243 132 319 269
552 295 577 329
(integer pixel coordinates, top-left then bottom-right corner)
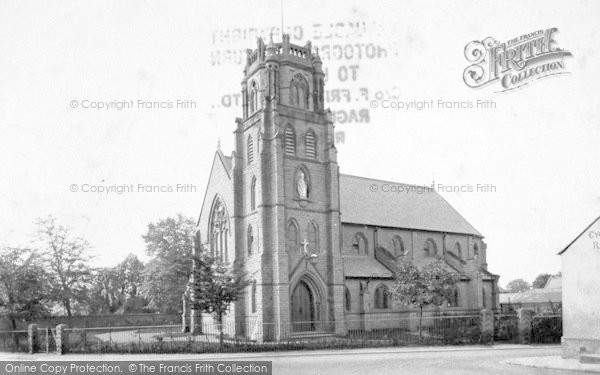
284 126 296 156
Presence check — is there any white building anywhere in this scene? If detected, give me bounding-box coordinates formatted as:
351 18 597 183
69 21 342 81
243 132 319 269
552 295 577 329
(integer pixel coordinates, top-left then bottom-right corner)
559 216 600 358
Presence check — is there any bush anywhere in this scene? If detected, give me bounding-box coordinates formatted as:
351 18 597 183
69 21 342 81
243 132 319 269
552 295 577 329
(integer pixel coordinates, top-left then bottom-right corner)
494 315 519 342
531 317 562 344
431 317 482 345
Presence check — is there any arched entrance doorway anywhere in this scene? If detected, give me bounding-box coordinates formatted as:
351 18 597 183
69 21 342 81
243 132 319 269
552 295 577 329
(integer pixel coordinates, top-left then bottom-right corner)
291 280 316 332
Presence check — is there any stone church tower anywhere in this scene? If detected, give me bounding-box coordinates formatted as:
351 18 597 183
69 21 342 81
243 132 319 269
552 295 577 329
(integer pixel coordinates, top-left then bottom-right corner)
233 34 345 340
188 33 498 342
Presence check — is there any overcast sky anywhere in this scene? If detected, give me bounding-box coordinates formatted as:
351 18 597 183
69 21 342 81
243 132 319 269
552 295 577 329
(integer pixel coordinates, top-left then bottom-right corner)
1 0 599 287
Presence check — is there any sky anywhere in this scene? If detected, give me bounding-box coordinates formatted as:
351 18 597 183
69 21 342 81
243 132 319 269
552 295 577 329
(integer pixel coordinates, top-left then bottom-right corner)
1 0 599 288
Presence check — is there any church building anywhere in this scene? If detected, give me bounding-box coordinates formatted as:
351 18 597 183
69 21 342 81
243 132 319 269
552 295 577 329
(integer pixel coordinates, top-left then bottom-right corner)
192 35 499 341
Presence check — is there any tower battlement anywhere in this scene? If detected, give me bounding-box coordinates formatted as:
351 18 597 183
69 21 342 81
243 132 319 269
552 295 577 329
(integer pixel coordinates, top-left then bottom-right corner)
243 34 321 77
241 34 325 119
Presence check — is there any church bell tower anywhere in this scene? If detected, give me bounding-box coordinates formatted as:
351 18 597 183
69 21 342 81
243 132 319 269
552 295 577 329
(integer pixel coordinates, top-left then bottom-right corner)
232 34 345 340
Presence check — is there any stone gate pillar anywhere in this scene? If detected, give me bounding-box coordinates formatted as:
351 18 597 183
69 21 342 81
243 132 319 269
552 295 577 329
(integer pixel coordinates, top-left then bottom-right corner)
55 324 69 355
480 309 494 344
28 324 39 354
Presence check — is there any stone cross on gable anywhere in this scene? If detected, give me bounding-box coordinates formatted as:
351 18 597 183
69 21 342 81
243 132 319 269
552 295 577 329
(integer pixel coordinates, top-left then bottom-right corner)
301 239 309 254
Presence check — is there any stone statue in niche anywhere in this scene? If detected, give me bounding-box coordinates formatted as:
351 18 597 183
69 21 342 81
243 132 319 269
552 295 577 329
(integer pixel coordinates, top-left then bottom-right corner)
296 170 309 199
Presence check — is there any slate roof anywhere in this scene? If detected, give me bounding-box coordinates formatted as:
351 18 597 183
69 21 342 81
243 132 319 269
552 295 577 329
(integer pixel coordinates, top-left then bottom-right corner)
499 289 562 304
339 174 481 236
343 256 394 278
543 275 562 289
217 149 233 176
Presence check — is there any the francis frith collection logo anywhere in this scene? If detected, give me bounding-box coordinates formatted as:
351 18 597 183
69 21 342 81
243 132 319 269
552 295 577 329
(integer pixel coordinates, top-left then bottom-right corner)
463 28 572 92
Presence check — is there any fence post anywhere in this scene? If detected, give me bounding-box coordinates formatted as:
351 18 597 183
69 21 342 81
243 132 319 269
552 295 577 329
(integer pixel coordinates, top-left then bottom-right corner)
517 308 534 344
480 309 494 344
28 324 39 354
55 324 69 355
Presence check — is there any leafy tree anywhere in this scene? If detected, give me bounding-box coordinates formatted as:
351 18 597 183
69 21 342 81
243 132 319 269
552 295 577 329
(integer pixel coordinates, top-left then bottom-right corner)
532 273 552 289
139 214 195 313
506 278 531 293
87 267 120 314
113 254 146 313
0 247 50 330
142 214 195 259
391 259 459 340
114 253 144 297
87 254 147 314
35 216 92 316
189 252 247 348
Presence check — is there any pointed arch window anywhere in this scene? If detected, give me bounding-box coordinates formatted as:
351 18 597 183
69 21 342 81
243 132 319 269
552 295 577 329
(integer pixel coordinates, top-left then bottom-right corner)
286 220 299 252
392 236 405 256
249 81 258 113
424 238 438 257
307 222 318 253
352 233 368 255
247 225 254 256
284 125 296 156
250 176 257 211
297 86 305 108
305 130 316 159
374 284 391 309
293 86 300 106
454 242 462 259
209 198 229 263
344 286 351 311
290 74 308 109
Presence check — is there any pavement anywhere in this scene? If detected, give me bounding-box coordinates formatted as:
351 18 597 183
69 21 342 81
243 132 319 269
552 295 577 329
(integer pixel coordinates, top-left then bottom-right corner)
1 344 583 375
506 356 600 373
0 343 557 361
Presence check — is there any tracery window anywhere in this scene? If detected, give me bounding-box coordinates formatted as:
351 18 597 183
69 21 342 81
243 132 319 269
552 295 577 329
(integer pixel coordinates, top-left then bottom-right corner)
209 198 229 263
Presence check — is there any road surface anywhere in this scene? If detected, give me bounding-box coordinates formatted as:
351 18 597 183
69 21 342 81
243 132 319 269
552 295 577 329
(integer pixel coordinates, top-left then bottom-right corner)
1 345 567 375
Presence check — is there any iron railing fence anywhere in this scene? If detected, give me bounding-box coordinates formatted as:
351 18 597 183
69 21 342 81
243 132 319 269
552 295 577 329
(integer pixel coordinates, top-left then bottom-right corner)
493 312 519 343
36 327 56 353
0 313 183 330
0 312 563 353
60 314 485 354
0 330 28 352
531 315 562 344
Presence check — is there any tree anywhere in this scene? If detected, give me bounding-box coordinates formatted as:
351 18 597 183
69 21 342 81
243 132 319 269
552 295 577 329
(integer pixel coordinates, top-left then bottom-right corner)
35 216 92 316
532 273 552 289
139 214 195 313
189 252 247 349
88 254 147 314
142 214 195 259
391 259 459 340
506 279 531 293
113 254 146 313
0 247 50 330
